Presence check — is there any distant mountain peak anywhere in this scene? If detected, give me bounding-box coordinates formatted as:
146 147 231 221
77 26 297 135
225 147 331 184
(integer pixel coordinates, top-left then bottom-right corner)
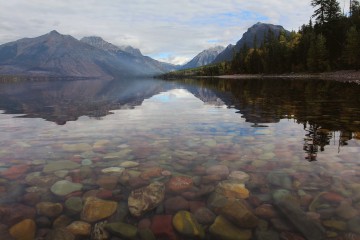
49 30 60 35
212 22 289 63
181 45 225 69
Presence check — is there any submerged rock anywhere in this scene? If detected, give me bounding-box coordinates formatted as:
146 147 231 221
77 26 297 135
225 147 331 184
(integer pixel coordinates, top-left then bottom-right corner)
36 202 63 217
66 221 91 236
209 215 252 240
215 181 250 199
166 176 193 193
128 182 165 217
273 191 325 240
43 160 80 173
50 180 82 196
172 211 205 239
9 219 36 240
45 228 75 240
105 222 138 239
81 197 118 223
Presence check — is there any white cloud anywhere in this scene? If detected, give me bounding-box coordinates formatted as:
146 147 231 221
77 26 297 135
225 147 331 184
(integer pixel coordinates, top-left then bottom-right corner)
0 0 333 63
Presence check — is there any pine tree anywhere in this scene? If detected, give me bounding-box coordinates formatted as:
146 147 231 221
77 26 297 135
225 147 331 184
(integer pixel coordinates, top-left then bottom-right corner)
307 34 330 71
343 26 360 69
311 0 327 24
311 0 342 24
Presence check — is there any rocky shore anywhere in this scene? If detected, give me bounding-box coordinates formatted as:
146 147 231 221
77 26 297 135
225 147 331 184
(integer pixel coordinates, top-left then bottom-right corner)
0 139 360 240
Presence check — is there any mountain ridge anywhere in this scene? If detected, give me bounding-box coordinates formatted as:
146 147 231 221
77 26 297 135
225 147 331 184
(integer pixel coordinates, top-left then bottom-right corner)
213 22 289 63
181 46 225 69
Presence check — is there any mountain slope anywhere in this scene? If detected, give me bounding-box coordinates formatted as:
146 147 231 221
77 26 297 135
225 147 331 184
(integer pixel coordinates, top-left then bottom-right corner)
213 22 289 63
0 31 175 79
81 36 177 73
181 46 225 69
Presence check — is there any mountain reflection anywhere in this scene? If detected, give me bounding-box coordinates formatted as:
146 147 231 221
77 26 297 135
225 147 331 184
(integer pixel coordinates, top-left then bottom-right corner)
0 77 359 160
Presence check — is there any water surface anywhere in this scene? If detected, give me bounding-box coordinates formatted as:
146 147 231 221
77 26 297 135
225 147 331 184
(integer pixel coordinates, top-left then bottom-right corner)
0 77 359 239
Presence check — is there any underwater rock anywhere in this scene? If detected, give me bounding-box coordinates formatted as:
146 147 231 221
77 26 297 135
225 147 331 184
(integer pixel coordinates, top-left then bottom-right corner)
172 211 205 239
81 197 117 223
128 182 165 217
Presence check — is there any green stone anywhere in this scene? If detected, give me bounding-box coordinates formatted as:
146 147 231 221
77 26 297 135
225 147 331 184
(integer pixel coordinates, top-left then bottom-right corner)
172 211 205 239
105 222 138 239
210 215 252 240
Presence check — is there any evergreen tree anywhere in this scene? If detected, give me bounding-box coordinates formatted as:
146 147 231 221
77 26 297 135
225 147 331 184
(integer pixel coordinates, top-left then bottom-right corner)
343 26 360 69
311 0 341 24
307 34 330 71
311 0 328 24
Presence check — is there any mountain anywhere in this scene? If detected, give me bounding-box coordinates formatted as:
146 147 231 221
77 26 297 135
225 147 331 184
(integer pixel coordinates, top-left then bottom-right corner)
0 31 175 79
213 22 289 63
181 46 225 69
81 36 177 73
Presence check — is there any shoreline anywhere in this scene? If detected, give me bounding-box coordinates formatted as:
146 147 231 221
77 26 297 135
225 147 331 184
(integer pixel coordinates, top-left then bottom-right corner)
214 70 360 84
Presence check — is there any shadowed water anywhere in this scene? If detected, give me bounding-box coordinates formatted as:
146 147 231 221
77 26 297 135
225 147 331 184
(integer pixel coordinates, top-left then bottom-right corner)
0 77 359 239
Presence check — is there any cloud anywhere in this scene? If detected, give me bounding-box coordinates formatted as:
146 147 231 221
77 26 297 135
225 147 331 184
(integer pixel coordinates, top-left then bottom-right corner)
0 0 332 63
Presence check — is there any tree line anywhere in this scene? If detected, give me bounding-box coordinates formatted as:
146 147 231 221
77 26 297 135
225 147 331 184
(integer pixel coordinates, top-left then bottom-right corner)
161 0 360 78
230 0 360 73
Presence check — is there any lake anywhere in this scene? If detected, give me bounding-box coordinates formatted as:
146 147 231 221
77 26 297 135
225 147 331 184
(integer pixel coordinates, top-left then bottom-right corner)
0 77 359 240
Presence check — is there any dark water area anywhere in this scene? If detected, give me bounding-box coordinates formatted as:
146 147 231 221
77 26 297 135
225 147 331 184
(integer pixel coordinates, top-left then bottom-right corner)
0 77 359 240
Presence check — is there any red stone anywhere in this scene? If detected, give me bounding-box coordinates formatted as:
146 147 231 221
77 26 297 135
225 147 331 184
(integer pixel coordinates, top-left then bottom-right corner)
138 218 152 230
151 215 179 240
189 201 206 213
255 204 278 219
0 204 36 226
23 192 41 206
164 196 189 214
96 189 113 199
1 164 29 180
166 176 193 193
322 192 345 203
128 177 150 189
140 167 163 180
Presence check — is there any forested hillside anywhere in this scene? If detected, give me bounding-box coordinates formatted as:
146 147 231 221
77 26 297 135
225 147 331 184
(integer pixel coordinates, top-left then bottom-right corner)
162 0 360 77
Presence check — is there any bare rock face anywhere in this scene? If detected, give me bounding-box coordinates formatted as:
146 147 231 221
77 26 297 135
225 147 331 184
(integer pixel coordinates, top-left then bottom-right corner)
128 182 165 217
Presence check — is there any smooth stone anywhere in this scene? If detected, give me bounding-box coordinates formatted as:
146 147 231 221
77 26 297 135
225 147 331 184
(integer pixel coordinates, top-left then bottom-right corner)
255 204 278 219
166 176 193 193
164 196 189 214
36 202 63 217
96 176 119 190
108 202 129 222
9 219 36 240
194 207 216 225
322 220 347 231
0 204 36 226
54 170 69 178
267 171 293 189
43 160 80 173
150 215 177 240
215 181 250 199
348 217 360 234
138 228 156 240
228 171 250 183
172 211 205 239
53 215 73 228
50 180 83 196
45 228 75 240
81 159 92 166
128 182 165 217
62 143 92 152
209 215 252 240
81 197 118 223
206 165 229 178
105 222 138 239
36 216 52 228
101 167 125 174
336 201 359 219
119 161 139 168
65 197 83 215
1 164 29 180
66 221 91 236
218 198 258 228
274 192 325 240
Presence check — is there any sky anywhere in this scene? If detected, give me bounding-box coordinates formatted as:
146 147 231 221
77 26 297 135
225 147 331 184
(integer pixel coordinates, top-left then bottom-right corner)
0 0 350 65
